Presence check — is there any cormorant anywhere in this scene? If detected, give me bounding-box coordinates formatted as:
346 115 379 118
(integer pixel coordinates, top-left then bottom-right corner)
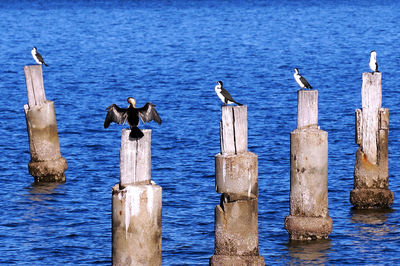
31 47 48 66
293 68 312 89
104 97 162 140
369 50 379 73
214 81 243 106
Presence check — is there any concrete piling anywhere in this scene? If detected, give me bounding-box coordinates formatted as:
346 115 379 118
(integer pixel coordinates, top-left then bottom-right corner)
351 73 393 209
285 90 332 240
119 129 151 185
23 65 67 182
112 129 162 266
210 106 265 266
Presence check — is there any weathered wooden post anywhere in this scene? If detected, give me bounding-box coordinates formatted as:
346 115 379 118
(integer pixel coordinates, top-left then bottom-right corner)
112 129 162 265
351 73 393 208
285 90 332 240
210 106 265 265
23 65 67 182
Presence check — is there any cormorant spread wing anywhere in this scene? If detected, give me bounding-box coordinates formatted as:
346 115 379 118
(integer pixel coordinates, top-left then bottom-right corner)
137 103 162 125
104 104 128 128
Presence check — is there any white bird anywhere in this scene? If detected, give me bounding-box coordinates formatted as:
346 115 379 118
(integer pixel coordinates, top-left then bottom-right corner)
369 50 378 73
214 81 242 106
293 68 312 89
31 46 48 66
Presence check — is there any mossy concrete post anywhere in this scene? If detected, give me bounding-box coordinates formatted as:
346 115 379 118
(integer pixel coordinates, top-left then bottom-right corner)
23 65 67 182
351 73 393 209
210 106 265 266
112 129 162 266
285 90 332 240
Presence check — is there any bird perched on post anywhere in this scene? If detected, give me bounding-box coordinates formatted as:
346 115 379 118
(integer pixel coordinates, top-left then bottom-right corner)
293 68 312 89
369 50 379 73
104 97 162 140
214 81 243 106
31 46 48 66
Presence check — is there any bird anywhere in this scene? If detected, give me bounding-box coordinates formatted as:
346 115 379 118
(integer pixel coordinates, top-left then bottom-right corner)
293 68 312 89
369 50 379 73
104 97 162 140
31 46 48 66
214 81 243 106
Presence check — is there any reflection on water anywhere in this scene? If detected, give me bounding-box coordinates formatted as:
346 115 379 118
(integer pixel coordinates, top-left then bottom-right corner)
351 208 394 225
350 208 399 240
26 182 62 202
286 239 332 264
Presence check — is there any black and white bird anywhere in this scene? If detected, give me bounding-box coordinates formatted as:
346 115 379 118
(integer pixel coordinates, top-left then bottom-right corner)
369 50 379 73
104 97 162 140
31 46 48 66
293 68 312 89
214 81 243 106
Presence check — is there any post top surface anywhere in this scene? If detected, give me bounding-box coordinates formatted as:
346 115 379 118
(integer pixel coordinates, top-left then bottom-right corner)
362 72 382 76
297 89 318 92
221 105 247 110
24 64 43 68
292 127 327 135
297 89 318 99
112 182 162 193
215 151 257 158
121 128 152 133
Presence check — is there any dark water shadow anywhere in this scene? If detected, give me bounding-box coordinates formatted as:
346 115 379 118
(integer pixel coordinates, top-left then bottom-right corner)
285 239 332 264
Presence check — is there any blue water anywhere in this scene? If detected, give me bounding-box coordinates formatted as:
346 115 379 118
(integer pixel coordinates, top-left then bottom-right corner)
1 0 400 264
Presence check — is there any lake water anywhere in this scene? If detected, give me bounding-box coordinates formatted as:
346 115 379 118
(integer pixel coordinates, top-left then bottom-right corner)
1 0 400 264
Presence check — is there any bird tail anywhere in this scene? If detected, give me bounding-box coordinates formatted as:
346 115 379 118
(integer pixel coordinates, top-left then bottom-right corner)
235 101 243 106
44 63 49 67
129 127 144 140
